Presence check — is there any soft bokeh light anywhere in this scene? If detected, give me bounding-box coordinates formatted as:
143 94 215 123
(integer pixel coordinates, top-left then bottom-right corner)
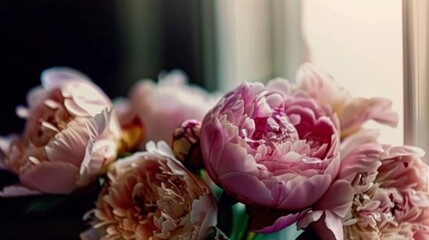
303 0 403 146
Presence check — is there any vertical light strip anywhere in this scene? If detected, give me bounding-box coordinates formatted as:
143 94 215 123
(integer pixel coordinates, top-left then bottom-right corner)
403 0 429 160
210 0 306 91
115 0 162 94
272 0 308 82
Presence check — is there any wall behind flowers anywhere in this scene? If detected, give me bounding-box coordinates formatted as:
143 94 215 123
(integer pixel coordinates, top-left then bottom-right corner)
302 0 404 146
0 1 119 135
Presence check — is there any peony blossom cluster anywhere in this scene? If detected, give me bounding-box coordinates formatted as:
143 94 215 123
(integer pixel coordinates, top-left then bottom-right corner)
1 64 429 240
0 68 122 195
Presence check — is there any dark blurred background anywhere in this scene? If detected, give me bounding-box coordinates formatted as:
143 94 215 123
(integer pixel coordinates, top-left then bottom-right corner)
0 0 209 135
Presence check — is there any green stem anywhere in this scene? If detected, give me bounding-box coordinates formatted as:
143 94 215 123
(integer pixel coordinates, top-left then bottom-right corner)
246 232 256 240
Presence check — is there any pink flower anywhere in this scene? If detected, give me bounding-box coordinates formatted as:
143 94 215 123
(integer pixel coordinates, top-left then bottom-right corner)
200 80 341 232
0 67 121 195
298 130 384 239
86 141 217 240
344 146 429 239
129 70 219 147
296 63 398 138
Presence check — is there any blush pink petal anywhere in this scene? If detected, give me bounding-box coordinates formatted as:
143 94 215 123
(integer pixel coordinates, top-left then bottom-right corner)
266 78 292 98
20 161 79 193
41 67 91 88
0 184 42 197
45 122 88 167
65 83 112 118
314 180 354 218
296 63 348 108
340 97 399 135
340 129 381 157
79 110 115 185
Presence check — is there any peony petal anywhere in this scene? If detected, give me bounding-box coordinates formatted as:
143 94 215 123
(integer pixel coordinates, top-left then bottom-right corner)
297 210 324 229
215 142 258 176
0 184 42 197
279 174 332 210
79 109 112 185
80 228 101 240
146 141 175 159
20 161 79 193
201 116 225 185
340 129 381 157
66 83 112 117
46 120 89 167
41 67 91 89
218 172 273 206
311 211 344 240
266 78 292 98
384 145 425 159
314 180 354 218
296 63 349 108
340 97 399 136
191 191 218 240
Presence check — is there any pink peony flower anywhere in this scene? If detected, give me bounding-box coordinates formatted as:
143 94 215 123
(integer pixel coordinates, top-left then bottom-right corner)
344 146 429 239
86 141 217 240
200 79 341 232
298 130 384 240
0 67 121 195
129 70 219 148
296 63 398 138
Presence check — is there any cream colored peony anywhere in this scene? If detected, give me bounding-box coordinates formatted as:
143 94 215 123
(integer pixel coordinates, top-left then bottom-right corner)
0 67 121 195
87 142 217 240
344 146 429 239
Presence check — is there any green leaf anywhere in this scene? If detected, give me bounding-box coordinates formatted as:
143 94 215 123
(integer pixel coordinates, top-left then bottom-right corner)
217 191 239 236
230 203 248 240
22 195 68 215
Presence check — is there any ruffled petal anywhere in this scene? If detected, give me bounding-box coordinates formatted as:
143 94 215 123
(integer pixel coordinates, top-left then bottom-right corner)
20 161 79 193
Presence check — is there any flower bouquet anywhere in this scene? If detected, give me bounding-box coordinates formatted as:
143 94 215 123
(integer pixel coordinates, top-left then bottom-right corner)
1 64 428 240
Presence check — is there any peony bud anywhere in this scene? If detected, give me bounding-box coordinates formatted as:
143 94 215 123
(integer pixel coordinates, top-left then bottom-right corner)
171 119 203 171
